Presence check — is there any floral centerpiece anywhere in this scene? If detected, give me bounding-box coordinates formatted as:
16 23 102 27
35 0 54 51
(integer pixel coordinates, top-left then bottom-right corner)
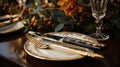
23 0 93 33
0 0 120 39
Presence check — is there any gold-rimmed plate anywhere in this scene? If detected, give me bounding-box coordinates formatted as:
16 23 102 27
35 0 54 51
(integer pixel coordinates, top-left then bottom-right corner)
24 32 98 61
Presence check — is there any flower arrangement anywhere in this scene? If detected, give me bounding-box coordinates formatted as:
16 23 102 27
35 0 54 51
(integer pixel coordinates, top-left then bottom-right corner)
0 0 120 39
23 0 91 32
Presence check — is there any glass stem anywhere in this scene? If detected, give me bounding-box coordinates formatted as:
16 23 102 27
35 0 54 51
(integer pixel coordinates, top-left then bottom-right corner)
95 19 103 35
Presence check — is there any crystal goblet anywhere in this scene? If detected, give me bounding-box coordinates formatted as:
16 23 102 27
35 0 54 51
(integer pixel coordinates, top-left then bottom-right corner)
89 0 109 40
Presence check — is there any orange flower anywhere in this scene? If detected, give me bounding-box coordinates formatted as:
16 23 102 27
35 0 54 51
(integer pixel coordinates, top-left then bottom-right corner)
57 0 69 6
57 0 70 10
57 0 83 18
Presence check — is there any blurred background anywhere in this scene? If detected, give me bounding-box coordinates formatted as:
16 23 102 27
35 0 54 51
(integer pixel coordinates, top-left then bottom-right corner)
0 0 120 39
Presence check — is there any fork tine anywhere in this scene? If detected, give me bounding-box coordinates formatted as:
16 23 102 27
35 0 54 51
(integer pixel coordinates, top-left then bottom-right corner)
26 34 49 49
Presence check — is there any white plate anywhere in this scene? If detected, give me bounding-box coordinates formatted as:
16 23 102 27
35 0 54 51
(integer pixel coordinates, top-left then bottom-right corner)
0 21 25 34
24 32 98 61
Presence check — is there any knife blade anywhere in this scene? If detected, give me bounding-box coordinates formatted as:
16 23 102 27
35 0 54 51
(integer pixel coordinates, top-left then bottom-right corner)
43 34 107 52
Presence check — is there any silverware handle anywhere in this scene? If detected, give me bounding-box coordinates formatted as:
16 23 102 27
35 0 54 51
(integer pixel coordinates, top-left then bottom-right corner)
63 37 106 51
50 45 104 59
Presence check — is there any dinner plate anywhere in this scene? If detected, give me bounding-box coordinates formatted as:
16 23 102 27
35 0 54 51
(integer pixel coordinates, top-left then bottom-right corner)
24 32 98 61
0 21 25 34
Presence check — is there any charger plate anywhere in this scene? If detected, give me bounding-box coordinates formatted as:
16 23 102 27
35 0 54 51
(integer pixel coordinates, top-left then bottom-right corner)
24 32 98 61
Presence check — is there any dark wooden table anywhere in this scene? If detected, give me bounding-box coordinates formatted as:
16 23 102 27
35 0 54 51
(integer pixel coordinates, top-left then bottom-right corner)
0 31 120 67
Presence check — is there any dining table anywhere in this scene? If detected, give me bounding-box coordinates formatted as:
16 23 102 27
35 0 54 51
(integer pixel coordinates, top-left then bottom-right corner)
0 29 120 67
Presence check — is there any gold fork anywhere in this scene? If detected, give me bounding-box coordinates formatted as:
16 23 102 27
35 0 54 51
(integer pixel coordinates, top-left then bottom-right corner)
26 34 49 49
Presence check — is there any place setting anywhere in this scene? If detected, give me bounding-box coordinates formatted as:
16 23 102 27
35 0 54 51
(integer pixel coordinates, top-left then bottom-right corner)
23 0 109 61
0 14 27 40
0 0 29 39
24 31 107 61
1 0 120 67
0 0 109 64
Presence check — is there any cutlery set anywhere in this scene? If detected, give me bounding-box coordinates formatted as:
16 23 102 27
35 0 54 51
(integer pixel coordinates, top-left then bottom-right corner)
26 32 106 59
43 34 106 52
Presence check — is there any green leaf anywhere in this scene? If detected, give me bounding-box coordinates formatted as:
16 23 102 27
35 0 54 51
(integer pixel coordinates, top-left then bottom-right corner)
64 19 77 25
57 17 66 23
54 23 64 32
40 10 51 17
52 10 70 23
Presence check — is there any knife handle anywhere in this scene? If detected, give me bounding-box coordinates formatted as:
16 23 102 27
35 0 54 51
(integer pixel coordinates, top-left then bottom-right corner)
63 37 106 51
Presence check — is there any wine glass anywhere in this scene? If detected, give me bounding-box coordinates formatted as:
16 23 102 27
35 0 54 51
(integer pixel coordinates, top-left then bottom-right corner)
89 0 109 41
